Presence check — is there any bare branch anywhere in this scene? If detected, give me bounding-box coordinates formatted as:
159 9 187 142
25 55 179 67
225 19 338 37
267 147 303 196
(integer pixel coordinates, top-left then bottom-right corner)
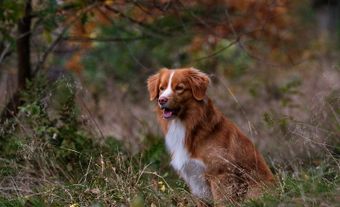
0 43 11 64
32 30 65 76
63 36 149 42
33 3 101 75
194 38 239 62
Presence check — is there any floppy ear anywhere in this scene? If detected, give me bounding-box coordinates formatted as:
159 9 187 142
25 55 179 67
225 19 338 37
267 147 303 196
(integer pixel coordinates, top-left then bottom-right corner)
147 72 160 101
187 68 210 101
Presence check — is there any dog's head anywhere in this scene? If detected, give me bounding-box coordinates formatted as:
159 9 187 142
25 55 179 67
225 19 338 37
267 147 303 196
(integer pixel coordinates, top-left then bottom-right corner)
147 67 210 119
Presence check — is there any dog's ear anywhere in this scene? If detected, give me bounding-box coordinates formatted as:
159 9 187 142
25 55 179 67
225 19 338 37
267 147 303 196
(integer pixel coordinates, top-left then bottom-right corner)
147 72 160 101
147 68 168 101
187 68 210 101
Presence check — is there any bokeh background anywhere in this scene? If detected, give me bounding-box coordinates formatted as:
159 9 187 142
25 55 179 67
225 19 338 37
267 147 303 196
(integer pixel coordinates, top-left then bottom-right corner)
0 0 339 206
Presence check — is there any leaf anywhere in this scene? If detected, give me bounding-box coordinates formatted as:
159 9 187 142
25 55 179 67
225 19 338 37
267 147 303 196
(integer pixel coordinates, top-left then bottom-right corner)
43 29 53 43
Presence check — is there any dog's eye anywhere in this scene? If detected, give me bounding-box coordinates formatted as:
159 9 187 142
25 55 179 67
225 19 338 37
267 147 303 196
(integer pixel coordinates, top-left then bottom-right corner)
159 86 165 91
175 85 184 91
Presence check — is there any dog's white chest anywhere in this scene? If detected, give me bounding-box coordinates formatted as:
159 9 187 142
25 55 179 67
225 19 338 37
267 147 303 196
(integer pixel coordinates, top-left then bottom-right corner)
165 120 188 171
165 120 212 199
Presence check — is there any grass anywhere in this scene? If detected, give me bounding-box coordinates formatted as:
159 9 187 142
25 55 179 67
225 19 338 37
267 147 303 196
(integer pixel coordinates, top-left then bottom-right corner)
0 75 339 207
0 148 338 207
246 161 340 207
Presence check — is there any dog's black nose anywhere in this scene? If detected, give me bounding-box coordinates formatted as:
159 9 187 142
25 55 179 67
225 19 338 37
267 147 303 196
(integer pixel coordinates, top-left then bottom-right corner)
158 97 168 105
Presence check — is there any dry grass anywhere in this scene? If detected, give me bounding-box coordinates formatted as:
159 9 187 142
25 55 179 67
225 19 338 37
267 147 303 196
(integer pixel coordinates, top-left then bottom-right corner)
0 54 339 206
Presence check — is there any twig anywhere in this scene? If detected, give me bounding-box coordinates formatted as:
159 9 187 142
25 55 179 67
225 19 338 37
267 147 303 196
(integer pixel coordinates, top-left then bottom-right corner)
135 162 152 186
123 41 149 70
327 103 340 125
194 38 239 62
59 147 81 154
32 30 65 76
63 36 149 42
83 156 93 183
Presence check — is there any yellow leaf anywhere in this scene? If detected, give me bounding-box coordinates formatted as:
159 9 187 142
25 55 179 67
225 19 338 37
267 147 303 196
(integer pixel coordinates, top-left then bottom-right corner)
160 184 166 192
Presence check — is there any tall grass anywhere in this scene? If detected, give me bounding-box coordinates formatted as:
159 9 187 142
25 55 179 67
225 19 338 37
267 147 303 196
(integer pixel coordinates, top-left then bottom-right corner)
0 60 339 206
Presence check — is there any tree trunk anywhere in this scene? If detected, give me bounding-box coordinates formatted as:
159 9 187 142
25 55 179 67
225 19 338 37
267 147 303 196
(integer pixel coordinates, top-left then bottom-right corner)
17 0 32 89
0 0 32 125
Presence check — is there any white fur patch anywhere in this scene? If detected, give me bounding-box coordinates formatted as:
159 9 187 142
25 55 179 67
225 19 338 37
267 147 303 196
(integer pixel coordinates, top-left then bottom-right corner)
166 119 212 199
166 119 187 171
160 71 174 98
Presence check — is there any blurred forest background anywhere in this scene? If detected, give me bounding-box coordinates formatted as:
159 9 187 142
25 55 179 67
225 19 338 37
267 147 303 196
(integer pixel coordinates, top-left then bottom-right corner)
0 0 339 206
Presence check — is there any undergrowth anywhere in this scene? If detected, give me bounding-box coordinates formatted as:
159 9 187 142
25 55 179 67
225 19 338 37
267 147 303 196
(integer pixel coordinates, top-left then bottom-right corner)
0 75 339 207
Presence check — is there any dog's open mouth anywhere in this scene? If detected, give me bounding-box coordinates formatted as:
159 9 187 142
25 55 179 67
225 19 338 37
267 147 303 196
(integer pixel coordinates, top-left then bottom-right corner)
162 108 178 119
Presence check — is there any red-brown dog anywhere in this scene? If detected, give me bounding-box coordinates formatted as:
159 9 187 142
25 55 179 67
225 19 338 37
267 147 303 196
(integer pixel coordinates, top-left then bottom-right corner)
147 68 275 206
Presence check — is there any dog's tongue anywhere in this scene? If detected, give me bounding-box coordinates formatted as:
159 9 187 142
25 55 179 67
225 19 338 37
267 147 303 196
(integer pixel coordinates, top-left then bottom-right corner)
163 109 173 118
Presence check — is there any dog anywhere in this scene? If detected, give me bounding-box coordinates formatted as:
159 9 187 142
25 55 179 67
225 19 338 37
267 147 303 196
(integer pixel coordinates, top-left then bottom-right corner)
147 67 275 206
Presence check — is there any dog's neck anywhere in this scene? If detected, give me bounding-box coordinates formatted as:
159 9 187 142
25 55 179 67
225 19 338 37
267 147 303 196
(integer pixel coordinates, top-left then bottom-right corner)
182 98 224 155
182 98 217 130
